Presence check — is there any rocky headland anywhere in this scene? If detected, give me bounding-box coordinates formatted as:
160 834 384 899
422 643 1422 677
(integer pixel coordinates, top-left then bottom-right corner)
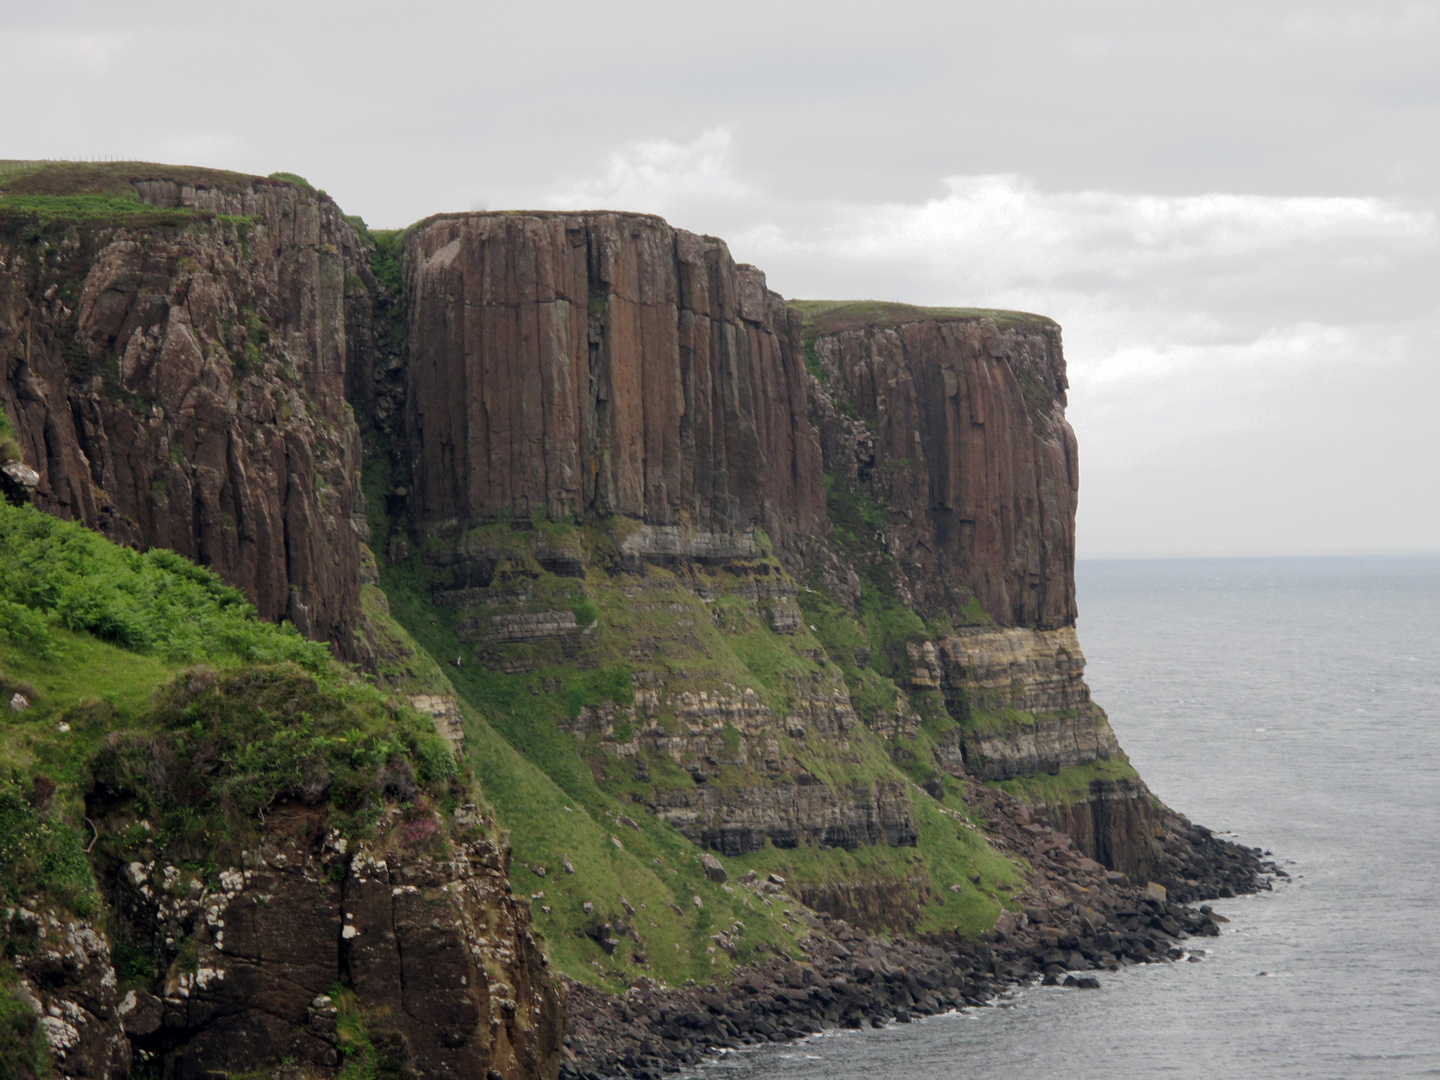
0 163 1274 1080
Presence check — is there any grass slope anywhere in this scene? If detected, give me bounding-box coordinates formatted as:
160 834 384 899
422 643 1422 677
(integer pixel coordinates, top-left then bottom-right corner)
789 299 1057 337
359 432 1035 990
0 500 462 1079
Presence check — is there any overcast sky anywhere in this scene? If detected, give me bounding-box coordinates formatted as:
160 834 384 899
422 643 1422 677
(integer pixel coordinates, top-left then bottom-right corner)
5 0 1437 555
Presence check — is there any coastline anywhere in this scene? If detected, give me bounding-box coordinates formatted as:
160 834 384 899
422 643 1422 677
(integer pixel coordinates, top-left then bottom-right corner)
559 783 1276 1080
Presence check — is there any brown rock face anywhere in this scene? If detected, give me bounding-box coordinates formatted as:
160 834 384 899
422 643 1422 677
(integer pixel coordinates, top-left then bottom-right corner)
0 169 370 660
929 627 1120 780
402 213 824 547
108 805 562 1080
806 305 1078 629
9 906 132 1080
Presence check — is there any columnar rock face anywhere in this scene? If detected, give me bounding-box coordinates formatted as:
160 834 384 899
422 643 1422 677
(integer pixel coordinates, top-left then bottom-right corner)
402 213 824 547
0 167 370 660
806 305 1078 629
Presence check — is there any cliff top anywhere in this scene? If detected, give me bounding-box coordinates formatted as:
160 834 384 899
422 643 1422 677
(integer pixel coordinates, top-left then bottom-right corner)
407 208 684 239
0 159 326 223
791 299 1058 337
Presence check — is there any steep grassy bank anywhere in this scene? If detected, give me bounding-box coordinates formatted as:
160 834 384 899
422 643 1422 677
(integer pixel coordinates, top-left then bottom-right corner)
357 431 1035 993
0 500 494 1079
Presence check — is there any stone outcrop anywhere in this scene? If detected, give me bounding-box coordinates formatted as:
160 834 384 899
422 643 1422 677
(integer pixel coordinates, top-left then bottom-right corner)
0 166 371 661
560 780 1274 1080
927 626 1120 781
105 804 562 1080
1 165 1275 1080
7 903 132 1080
401 212 824 548
560 655 918 855
806 305 1077 629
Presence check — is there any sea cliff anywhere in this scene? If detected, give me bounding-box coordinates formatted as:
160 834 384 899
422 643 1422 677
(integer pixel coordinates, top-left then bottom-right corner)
0 164 1272 1080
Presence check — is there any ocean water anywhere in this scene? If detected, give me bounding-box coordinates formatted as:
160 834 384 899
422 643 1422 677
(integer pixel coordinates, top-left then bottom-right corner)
693 555 1440 1080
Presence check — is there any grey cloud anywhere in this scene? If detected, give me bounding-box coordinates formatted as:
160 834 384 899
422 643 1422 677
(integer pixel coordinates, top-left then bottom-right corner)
2 0 1435 553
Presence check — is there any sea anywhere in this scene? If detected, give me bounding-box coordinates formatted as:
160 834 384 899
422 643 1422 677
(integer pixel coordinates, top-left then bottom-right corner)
691 554 1440 1080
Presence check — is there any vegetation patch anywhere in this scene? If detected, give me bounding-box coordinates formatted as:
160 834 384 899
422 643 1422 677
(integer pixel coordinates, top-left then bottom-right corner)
91 663 458 855
790 299 1057 336
0 501 330 669
990 756 1140 808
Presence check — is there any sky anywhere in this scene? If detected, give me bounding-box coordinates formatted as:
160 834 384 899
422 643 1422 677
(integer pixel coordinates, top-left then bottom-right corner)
3 0 1437 555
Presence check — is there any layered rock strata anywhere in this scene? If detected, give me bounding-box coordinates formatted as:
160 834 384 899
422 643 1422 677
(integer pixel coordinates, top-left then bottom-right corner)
805 305 1077 629
401 213 824 548
919 626 1120 781
0 167 371 660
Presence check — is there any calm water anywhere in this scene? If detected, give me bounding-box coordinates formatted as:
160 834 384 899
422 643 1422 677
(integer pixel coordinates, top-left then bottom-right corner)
694 555 1440 1079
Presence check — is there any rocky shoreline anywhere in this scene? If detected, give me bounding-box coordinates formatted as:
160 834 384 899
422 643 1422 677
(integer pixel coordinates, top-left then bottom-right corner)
559 784 1277 1080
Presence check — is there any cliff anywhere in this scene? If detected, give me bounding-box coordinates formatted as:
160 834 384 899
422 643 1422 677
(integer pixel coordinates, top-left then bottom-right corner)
0 165 1271 1080
800 301 1077 630
400 212 824 549
0 162 371 662
0 498 563 1080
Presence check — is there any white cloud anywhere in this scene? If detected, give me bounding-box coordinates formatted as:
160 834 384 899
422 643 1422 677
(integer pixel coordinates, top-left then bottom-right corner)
544 128 748 215
546 133 1439 551
744 174 1433 306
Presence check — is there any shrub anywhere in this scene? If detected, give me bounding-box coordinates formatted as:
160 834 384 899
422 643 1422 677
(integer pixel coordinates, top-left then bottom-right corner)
90 664 456 841
0 502 330 670
0 776 98 915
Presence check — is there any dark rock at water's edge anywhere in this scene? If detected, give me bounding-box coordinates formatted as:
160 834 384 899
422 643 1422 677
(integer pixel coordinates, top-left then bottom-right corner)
558 782 1276 1080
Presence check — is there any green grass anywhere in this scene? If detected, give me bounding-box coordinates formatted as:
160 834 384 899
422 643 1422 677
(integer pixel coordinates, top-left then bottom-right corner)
726 776 1024 936
332 983 412 1080
990 756 1140 807
361 585 815 987
0 408 22 475
267 171 314 193
0 191 201 225
0 775 98 916
0 499 464 1020
0 500 330 669
0 959 49 1080
0 160 319 230
800 473 941 698
790 299 1057 336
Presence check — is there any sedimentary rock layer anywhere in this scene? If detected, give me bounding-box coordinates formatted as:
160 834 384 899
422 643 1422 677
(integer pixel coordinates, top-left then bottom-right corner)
0 168 371 659
918 626 1121 780
808 306 1077 629
402 213 824 546
559 780 1273 1080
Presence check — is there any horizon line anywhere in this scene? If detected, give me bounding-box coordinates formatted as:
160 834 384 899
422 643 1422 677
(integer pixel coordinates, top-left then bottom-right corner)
1077 547 1440 560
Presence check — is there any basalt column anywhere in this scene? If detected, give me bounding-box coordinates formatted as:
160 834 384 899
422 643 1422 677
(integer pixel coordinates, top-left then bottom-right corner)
808 308 1078 629
402 213 824 545
0 169 372 661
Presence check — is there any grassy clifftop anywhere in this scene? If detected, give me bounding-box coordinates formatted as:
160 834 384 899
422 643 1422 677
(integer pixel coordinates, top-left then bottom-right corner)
790 299 1058 337
0 160 319 225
